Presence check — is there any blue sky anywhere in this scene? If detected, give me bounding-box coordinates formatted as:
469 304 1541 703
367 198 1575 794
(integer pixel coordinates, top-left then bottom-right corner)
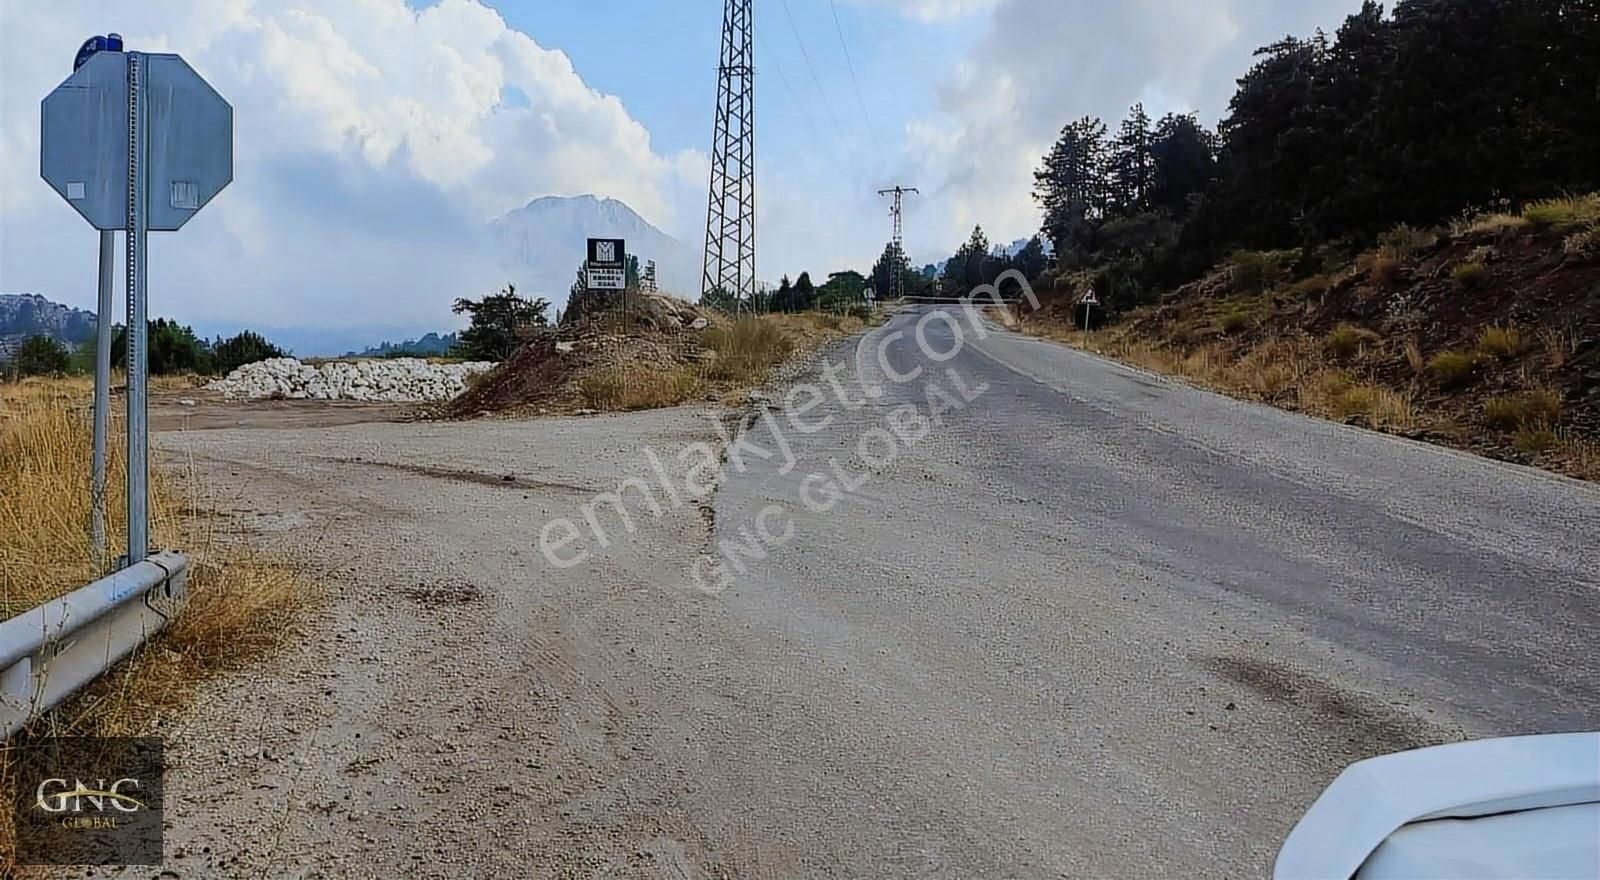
0 0 1355 351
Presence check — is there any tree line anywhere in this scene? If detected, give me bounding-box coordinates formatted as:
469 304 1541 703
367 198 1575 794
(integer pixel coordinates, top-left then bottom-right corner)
908 0 1598 313
1 323 285 380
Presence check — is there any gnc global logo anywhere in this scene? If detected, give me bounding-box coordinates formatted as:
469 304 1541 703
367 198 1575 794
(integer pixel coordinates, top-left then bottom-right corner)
33 778 147 820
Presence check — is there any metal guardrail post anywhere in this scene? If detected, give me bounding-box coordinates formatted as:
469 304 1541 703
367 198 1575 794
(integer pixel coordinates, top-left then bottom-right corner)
0 551 189 738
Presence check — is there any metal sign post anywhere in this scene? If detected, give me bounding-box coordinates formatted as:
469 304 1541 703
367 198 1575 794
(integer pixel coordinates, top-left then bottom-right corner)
42 40 232 567
1079 289 1100 332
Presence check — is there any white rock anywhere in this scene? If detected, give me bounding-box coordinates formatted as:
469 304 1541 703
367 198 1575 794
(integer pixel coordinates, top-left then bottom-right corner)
205 357 495 402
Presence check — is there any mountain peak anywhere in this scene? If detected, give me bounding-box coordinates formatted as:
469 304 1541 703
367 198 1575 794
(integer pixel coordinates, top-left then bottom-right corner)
490 195 698 300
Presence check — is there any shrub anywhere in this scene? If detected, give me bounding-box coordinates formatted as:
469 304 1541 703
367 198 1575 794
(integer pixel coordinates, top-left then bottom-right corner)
1227 250 1291 294
1324 324 1371 360
111 318 215 375
1522 194 1600 230
212 330 287 375
1425 351 1479 388
1451 261 1487 288
1483 389 1562 431
1476 325 1526 359
9 335 71 377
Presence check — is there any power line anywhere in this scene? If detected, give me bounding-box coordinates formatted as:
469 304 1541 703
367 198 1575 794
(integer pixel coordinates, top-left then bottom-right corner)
779 0 845 140
827 0 873 134
756 27 820 141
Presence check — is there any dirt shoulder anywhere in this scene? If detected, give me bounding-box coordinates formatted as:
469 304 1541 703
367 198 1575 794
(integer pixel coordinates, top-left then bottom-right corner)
1025 218 1599 481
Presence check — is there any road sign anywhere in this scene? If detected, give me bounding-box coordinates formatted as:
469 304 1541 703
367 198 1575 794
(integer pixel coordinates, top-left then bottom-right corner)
40 46 233 567
586 238 626 291
142 54 233 231
1079 290 1100 306
41 50 129 230
42 52 231 232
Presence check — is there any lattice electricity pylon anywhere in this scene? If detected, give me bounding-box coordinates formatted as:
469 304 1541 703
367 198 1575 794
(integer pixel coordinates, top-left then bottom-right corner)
878 185 918 299
702 0 756 307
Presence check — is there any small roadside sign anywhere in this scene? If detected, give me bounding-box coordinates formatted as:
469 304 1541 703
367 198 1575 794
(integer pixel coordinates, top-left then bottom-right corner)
586 238 626 290
1079 289 1100 306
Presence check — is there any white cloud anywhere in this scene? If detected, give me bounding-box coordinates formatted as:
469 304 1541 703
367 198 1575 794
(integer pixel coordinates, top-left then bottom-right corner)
0 0 696 334
852 0 1002 23
901 0 1355 256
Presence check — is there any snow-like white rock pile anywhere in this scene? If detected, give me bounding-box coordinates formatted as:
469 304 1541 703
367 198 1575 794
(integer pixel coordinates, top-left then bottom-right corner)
206 358 495 402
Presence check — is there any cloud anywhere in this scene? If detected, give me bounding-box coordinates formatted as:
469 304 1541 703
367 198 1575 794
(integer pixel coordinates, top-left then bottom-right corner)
900 0 1356 255
0 0 696 334
850 0 1002 23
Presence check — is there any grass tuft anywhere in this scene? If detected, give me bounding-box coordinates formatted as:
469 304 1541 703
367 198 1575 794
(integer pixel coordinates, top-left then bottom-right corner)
1522 194 1600 230
1219 310 1252 335
1451 260 1487 288
1425 351 1480 388
1476 325 1526 360
1325 324 1372 360
1483 389 1562 432
1513 427 1557 455
1457 213 1531 236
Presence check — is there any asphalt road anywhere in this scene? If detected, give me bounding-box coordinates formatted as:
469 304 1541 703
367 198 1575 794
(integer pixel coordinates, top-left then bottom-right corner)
133 307 1599 878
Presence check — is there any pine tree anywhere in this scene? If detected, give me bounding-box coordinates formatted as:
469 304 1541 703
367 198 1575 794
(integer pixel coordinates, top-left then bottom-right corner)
1034 116 1109 255
1109 103 1154 215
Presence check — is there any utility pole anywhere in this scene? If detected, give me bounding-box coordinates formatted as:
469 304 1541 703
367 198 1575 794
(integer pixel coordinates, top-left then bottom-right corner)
877 185 918 300
702 0 756 311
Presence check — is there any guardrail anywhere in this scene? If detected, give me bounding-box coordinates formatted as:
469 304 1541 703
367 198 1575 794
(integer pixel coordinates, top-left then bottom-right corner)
0 551 189 737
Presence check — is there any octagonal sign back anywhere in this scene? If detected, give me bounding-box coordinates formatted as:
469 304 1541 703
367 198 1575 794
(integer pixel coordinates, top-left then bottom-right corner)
143 54 232 231
40 50 130 231
40 51 232 232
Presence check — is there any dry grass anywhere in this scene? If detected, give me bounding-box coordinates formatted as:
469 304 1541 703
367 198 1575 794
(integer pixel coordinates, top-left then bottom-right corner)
1513 426 1557 454
1476 325 1527 360
1218 310 1253 335
1483 389 1562 432
1563 227 1600 260
1403 338 1427 376
1522 193 1600 230
701 316 797 383
1426 351 1480 388
1 377 307 870
579 364 704 410
1300 370 1415 429
1451 260 1487 288
1356 249 1405 286
1456 212 1531 236
1551 429 1600 481
573 312 863 414
1325 324 1375 360
1538 324 1580 370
